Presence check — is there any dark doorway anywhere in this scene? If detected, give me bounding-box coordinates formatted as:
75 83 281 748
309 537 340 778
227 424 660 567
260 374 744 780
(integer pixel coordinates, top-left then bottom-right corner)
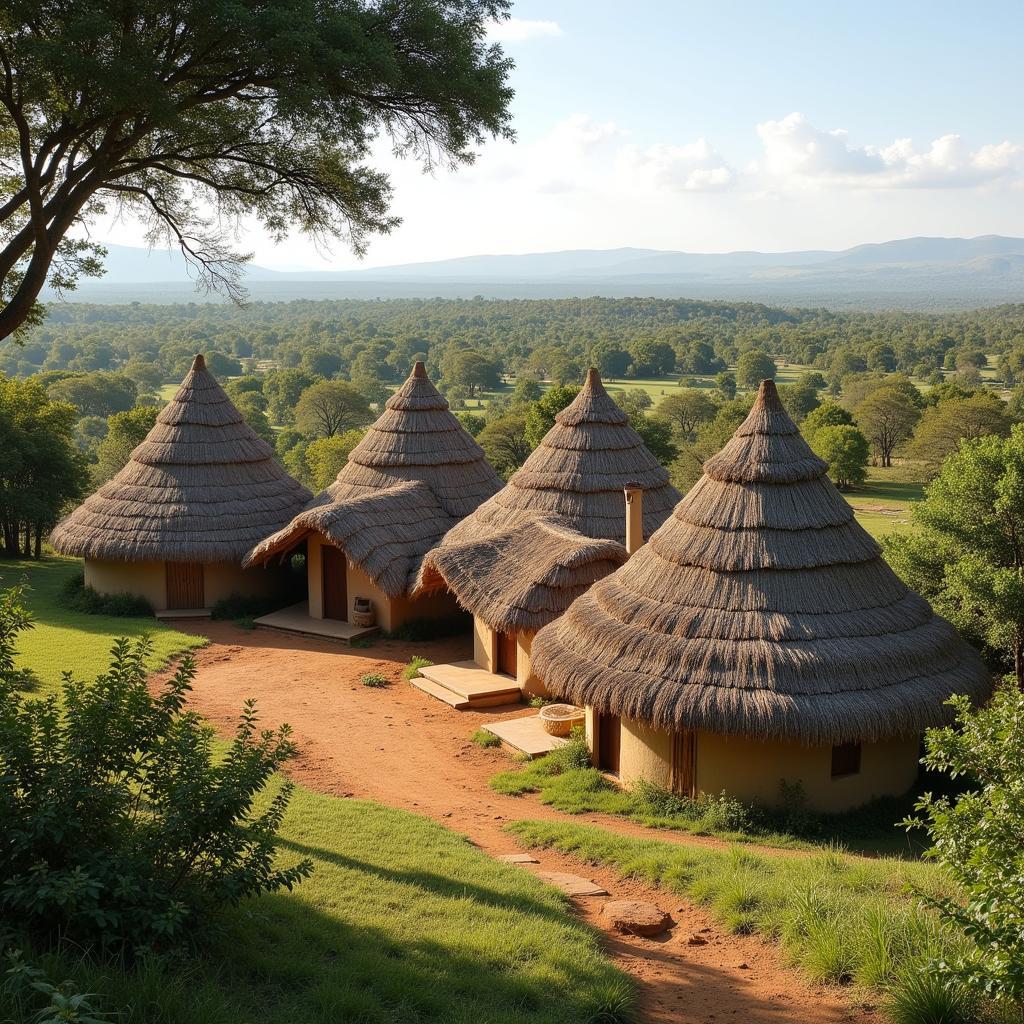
166 562 204 610
672 729 697 797
322 545 348 621
597 712 621 774
497 631 517 677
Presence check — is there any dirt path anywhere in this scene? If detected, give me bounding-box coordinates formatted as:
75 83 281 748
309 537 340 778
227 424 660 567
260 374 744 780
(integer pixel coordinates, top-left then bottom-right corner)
158 621 877 1024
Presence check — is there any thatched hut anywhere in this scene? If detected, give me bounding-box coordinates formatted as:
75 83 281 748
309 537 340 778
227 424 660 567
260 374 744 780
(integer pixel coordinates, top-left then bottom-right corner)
414 368 680 694
531 379 990 811
50 354 312 613
244 362 503 632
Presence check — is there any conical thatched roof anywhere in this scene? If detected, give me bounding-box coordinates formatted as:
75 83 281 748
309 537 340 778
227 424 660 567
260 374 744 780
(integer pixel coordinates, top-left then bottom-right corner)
243 362 503 595
50 354 312 563
531 379 990 744
413 369 680 631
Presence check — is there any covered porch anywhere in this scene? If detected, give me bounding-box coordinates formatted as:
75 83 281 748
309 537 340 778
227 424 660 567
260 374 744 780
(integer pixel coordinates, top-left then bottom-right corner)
254 601 379 644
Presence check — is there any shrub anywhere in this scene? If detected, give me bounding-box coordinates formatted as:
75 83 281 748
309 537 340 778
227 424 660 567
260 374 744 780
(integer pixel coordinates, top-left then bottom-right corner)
402 656 433 680
59 571 153 617
0 587 312 950
209 592 278 621
471 728 501 748
384 612 471 642
360 672 389 688
1 944 112 1024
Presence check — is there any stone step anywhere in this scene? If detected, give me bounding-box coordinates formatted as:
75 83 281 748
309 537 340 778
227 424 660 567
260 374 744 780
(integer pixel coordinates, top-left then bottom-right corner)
409 674 471 709
415 660 521 709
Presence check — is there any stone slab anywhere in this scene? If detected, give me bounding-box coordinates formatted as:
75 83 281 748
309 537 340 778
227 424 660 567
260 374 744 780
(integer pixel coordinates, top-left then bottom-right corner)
481 715 569 757
496 853 539 864
536 871 608 897
254 602 378 644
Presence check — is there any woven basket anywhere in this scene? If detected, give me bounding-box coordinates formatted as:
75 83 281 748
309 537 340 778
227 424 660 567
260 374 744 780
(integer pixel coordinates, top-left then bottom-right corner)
538 703 585 737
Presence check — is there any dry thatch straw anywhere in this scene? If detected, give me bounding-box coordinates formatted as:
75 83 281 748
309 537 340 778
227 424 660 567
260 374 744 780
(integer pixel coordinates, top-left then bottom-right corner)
50 354 312 563
414 368 680 631
244 362 503 596
531 379 991 744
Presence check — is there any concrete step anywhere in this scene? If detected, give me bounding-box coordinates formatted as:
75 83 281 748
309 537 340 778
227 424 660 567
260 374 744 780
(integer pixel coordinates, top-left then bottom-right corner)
417 660 521 709
409 674 472 709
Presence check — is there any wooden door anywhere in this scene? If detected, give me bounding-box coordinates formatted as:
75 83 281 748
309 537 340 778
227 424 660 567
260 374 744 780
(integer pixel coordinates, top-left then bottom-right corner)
322 545 348 621
165 562 204 610
497 630 517 677
597 712 621 774
671 729 697 798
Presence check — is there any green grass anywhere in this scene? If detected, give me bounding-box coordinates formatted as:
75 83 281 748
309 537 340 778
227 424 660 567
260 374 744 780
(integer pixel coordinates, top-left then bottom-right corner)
490 743 925 857
505 819 977 1020
0 555 205 697
471 728 502 748
6 794 632 1024
843 465 926 540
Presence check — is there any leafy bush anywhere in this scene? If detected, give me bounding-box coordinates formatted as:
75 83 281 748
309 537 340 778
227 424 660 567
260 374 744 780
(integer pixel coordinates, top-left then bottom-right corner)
402 656 433 680
631 781 752 834
0 587 312 950
360 672 389 688
471 729 501 748
906 683 1024 1006
59 571 153 617
2 944 112 1024
384 612 471 642
209 592 278 621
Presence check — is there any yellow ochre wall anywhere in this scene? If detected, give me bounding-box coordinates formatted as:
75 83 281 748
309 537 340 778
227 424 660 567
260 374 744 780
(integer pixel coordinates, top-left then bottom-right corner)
84 558 286 613
516 630 548 697
309 536 461 632
473 616 496 671
598 711 921 813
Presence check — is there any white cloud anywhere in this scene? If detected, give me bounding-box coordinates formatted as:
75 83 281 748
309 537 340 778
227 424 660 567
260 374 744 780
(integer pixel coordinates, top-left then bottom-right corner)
757 112 1024 189
486 17 563 43
616 138 733 192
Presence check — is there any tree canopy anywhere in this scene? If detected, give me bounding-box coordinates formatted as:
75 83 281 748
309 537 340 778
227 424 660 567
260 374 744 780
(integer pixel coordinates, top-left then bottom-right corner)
0 0 514 339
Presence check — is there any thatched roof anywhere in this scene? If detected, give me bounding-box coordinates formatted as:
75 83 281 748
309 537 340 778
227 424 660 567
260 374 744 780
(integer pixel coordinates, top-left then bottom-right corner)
243 362 503 596
414 368 680 631
50 354 312 563
531 379 990 744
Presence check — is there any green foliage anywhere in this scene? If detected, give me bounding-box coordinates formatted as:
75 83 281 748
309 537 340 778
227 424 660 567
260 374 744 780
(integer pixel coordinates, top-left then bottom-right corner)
294 380 372 439
653 389 718 440
0 375 88 556
92 405 160 484
885 428 1024 682
810 424 870 489
1 947 112 1024
0 592 312 948
45 372 137 418
359 672 389 688
402 656 433 680
735 349 777 388
471 728 501 748
905 685 1024 1005
524 385 580 447
383 612 470 642
908 391 1012 475
210 591 298 622
854 385 923 467
59 570 153 617
477 412 531 476
802 399 854 435
0 0 514 339
302 430 366 490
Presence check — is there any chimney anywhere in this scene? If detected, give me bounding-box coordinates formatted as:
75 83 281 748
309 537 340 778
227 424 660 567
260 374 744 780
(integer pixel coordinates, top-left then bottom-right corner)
624 484 644 555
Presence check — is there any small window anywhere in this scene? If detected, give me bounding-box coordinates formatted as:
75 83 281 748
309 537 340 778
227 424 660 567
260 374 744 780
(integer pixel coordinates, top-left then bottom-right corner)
831 742 862 778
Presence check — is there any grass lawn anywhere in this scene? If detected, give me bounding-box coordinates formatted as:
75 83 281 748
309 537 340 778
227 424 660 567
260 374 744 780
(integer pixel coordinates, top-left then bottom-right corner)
843 464 926 540
491 740 925 858
9 793 631 1024
505 820 989 1022
0 555 205 697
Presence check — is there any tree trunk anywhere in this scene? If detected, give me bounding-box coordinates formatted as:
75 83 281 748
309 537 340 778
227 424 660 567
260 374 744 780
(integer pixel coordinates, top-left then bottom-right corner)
34 524 42 559
1015 637 1024 690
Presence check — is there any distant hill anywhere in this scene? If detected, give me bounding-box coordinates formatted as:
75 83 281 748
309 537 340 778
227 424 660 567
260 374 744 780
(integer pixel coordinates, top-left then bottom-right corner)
50 235 1024 311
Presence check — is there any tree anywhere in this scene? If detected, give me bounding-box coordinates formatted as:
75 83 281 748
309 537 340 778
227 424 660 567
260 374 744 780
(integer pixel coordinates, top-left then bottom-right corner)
304 430 365 491
447 349 500 396
0 376 87 555
0 0 514 340
776 374 821 421
301 348 344 379
524 385 578 447
235 392 275 445
905 683 1024 1005
735 350 777 389
654 389 718 440
46 371 136 418
802 400 854 438
909 392 1011 475
809 424 869 490
512 377 542 404
93 405 159 483
588 342 631 380
0 605 312 948
715 370 737 400
263 369 321 426
477 412 530 476
205 351 243 378
628 339 676 378
632 416 677 465
616 389 652 420
294 381 371 439
854 386 922 467
885 428 1024 683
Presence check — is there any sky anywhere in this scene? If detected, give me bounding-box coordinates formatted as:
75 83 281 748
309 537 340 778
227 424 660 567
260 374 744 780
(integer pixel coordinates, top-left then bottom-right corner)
96 0 1024 269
